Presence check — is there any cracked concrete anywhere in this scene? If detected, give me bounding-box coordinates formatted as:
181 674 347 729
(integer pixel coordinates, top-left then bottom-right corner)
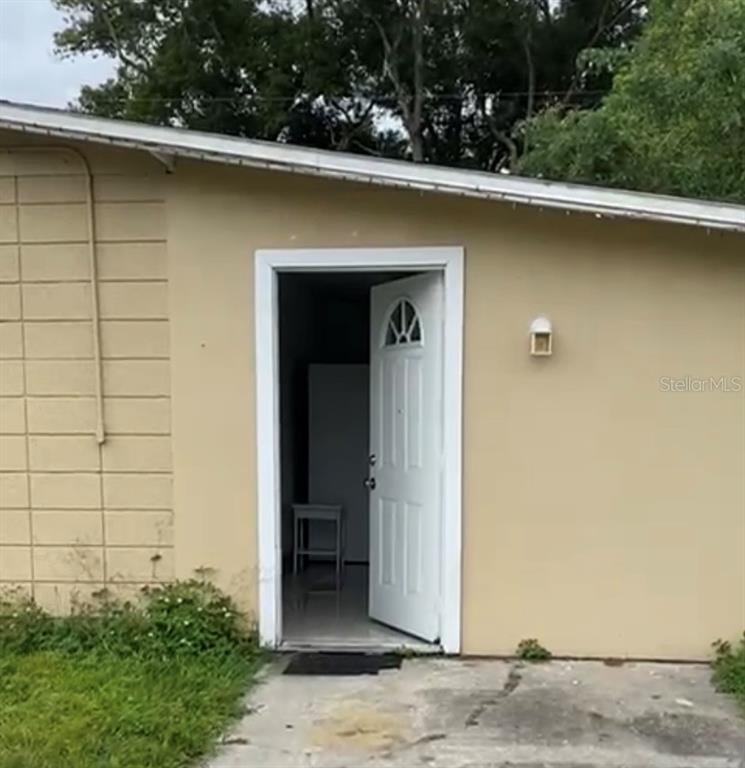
208 657 745 768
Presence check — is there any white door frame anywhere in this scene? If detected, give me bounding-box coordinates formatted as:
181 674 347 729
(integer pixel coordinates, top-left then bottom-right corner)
254 247 464 654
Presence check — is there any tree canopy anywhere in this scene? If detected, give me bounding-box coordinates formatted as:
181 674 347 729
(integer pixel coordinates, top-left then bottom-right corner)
53 0 646 170
518 0 745 203
53 0 744 202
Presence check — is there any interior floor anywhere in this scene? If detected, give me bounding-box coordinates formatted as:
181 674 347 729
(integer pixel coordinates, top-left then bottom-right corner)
282 563 430 649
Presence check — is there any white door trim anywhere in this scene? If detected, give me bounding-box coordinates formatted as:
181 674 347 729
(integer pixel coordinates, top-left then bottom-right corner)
254 247 464 654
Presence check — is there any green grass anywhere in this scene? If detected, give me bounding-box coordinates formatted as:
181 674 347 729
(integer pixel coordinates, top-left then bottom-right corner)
0 582 263 768
712 634 745 713
0 650 258 768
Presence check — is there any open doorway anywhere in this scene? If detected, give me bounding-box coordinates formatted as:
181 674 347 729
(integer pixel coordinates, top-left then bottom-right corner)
278 271 423 648
255 248 464 654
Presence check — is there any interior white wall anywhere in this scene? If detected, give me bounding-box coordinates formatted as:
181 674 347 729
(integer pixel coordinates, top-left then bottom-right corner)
308 364 370 562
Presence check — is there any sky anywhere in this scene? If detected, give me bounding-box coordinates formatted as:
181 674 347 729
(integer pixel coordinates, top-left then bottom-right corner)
0 0 114 108
0 0 563 111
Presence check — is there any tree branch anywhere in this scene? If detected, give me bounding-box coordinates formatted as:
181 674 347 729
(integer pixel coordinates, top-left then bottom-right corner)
486 115 518 170
522 33 535 121
352 138 385 157
99 1 149 77
536 0 553 23
370 17 407 114
410 0 426 161
366 1 430 163
562 0 645 105
329 99 375 150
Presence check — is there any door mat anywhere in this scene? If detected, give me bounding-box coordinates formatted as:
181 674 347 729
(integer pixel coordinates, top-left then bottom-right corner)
282 652 402 676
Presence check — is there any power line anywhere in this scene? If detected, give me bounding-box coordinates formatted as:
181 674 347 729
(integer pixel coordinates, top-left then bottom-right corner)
102 90 607 103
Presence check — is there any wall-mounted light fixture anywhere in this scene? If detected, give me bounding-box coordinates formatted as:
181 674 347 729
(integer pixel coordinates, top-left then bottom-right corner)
530 316 553 356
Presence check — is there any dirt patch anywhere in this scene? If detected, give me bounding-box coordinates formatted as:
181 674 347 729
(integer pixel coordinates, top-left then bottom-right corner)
311 701 410 751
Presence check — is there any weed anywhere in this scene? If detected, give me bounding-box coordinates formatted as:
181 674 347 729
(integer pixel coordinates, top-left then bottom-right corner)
516 638 552 662
712 634 745 712
0 580 256 659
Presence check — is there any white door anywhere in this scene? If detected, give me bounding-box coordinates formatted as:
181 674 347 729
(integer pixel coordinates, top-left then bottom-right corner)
368 273 443 642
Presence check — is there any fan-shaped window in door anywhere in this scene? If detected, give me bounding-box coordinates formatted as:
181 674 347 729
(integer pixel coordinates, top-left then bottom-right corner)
384 299 422 346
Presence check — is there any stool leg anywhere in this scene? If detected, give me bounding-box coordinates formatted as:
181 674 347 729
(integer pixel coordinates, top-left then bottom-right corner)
335 516 341 591
303 519 308 571
293 515 298 575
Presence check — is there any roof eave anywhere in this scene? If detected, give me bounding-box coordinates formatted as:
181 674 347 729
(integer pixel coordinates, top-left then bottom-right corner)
1 102 744 234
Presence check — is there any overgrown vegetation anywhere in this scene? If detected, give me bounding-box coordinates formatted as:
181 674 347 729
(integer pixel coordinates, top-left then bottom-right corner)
712 634 745 712
515 637 552 662
520 0 745 203
0 581 262 768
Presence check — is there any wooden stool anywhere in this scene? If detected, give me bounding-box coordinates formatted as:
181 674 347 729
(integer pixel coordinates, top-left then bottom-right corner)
292 504 344 588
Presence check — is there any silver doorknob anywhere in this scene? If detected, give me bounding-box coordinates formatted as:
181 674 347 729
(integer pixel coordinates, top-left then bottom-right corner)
363 477 377 490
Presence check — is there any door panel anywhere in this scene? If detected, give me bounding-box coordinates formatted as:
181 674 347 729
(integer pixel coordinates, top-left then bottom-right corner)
369 272 443 642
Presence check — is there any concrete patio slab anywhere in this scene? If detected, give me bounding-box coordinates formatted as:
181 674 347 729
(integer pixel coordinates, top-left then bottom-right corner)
208 657 745 768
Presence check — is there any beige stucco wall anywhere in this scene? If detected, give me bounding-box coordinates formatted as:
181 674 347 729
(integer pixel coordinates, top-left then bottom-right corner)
0 133 174 610
1 133 743 659
166 161 744 660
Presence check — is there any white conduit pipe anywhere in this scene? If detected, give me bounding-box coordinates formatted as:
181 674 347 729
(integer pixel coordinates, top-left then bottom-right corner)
4 146 105 444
